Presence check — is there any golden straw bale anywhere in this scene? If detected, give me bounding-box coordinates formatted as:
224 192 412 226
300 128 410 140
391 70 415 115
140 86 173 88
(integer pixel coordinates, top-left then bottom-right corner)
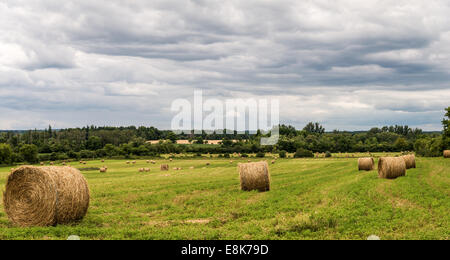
402 154 416 169
443 150 450 158
358 157 374 171
3 166 90 227
378 157 406 179
238 161 270 192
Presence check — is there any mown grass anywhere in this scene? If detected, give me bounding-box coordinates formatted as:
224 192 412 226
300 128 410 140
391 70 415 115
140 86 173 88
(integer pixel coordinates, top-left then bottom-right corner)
0 156 448 240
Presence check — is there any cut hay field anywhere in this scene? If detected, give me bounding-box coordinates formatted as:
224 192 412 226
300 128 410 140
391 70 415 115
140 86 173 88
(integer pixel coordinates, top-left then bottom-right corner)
0 156 449 240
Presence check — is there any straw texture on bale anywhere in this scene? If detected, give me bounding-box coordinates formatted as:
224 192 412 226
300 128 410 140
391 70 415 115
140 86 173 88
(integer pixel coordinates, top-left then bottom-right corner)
444 150 450 158
358 157 374 171
160 164 169 171
402 154 416 169
378 157 406 179
3 166 90 227
238 161 270 192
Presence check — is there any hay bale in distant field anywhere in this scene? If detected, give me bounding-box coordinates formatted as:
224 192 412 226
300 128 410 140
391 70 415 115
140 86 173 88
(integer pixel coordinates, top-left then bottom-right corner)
40 162 44 166
206 162 210 166
444 150 450 158
230 161 233 164
132 161 136 164
138 168 144 172
101 159 105 163
146 160 150 163
126 161 130 164
50 162 54 166
169 158 173 162
144 168 150 172
402 154 416 169
271 160 275 164
238 161 270 192
378 157 406 179
151 161 156 164
99 167 107 173
358 157 374 171
3 166 90 227
160 164 169 171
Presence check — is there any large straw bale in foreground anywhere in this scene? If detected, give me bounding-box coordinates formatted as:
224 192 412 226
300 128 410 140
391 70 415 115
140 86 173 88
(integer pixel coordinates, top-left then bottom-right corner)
358 157 374 171
378 157 406 179
238 161 270 192
402 154 416 169
3 166 90 227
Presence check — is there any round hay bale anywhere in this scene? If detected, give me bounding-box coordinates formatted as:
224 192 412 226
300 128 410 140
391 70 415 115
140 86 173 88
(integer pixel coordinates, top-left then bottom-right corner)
444 150 450 158
271 160 275 164
358 157 374 171
50 162 54 166
3 166 90 227
99 167 107 173
126 161 130 164
378 157 406 179
146 160 150 163
138 168 144 172
238 161 270 192
132 161 136 164
160 164 169 171
402 154 416 169
144 168 150 172
151 161 156 164
40 162 44 166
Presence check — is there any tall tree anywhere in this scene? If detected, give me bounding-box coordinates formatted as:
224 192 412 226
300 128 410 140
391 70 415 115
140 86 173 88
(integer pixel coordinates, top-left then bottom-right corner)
442 107 450 150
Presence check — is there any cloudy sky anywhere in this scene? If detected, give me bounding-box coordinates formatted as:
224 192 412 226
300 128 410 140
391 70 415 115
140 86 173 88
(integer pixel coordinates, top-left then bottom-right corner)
1 0 449 131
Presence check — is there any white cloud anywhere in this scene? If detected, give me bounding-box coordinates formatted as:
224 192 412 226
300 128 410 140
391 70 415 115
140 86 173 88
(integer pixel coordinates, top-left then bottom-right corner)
0 0 449 130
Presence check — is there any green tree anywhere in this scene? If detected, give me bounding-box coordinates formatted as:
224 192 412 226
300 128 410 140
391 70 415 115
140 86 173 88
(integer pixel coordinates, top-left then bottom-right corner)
167 132 178 143
0 143 13 164
394 137 409 151
20 144 39 163
303 122 325 134
442 107 450 150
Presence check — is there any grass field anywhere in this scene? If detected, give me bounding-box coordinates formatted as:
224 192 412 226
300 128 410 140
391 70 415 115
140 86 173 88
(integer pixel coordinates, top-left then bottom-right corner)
0 156 449 240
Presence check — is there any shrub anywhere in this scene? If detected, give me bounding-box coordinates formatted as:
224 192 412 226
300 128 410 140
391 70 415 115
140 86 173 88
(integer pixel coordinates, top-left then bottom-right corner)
325 151 332 158
0 143 13 165
20 144 39 163
256 152 265 158
241 153 249 158
279 150 287 158
294 148 314 158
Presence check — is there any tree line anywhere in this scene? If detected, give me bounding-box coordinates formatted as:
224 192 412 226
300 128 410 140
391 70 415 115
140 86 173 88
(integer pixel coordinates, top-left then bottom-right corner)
0 107 448 165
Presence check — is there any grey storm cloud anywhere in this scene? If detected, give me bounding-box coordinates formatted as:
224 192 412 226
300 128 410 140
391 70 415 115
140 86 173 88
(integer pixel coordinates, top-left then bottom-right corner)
0 0 449 130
